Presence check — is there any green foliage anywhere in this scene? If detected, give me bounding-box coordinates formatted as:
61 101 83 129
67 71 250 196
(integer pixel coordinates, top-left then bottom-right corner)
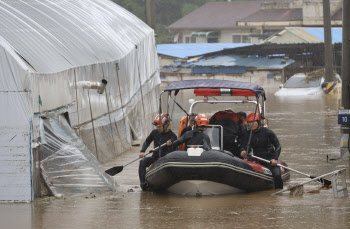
181 3 198 17
113 0 146 21
113 0 249 44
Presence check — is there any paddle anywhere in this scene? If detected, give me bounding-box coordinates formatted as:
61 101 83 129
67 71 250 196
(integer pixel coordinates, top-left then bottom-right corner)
105 140 180 176
250 155 332 186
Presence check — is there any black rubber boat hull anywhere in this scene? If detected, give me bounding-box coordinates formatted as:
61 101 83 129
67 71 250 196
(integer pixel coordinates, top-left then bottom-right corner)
145 150 290 193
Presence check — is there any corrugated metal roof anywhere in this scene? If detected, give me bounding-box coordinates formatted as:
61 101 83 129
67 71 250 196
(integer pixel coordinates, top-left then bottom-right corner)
194 55 294 69
192 66 246 74
157 43 251 59
0 0 153 73
239 8 302 22
302 28 342 43
168 1 261 30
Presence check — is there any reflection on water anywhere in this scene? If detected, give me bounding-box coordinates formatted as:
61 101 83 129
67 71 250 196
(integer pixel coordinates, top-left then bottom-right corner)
1 90 349 229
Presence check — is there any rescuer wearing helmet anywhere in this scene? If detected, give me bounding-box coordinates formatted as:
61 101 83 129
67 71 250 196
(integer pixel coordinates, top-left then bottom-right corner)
139 114 177 190
170 114 211 151
240 113 283 189
179 113 197 137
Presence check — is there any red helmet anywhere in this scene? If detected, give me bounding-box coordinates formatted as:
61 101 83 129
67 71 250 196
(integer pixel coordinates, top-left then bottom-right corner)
153 114 169 126
246 113 260 122
195 114 209 127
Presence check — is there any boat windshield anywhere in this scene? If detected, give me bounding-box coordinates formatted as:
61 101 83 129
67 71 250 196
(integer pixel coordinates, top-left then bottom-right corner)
204 125 223 150
283 76 322 88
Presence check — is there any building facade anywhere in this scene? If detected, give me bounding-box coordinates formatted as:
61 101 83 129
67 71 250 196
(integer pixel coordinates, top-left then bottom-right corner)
169 0 343 44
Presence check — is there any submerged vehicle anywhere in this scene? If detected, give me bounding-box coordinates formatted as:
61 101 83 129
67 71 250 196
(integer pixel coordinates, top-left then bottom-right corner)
274 73 325 97
145 79 290 195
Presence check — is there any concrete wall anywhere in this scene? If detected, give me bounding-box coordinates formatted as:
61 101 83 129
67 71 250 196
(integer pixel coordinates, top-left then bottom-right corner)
303 0 342 26
240 20 303 28
262 0 303 9
220 29 253 43
174 28 256 44
158 55 177 67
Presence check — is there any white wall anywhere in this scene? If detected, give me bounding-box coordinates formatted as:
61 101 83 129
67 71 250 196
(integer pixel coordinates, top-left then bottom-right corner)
176 29 254 44
0 39 33 202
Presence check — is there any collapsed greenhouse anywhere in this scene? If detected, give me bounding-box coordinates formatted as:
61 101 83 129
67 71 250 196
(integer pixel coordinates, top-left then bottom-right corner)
0 0 160 201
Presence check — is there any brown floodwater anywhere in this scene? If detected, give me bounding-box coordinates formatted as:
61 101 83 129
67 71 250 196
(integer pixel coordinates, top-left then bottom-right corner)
1 90 349 229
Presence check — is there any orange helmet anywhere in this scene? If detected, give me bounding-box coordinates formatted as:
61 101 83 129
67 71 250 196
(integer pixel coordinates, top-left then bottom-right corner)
153 114 169 126
246 113 260 122
195 114 209 127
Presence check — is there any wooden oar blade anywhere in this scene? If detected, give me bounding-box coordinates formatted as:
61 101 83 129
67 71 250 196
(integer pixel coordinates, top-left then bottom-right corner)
105 166 123 176
310 176 332 186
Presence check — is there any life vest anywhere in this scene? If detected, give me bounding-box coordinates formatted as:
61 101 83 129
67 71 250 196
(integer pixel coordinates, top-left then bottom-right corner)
178 116 188 138
209 110 243 125
178 116 188 150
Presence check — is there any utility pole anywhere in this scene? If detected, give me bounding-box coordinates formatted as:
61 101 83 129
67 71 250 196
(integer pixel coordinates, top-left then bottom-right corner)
342 0 350 109
323 0 335 86
145 0 155 30
339 0 350 159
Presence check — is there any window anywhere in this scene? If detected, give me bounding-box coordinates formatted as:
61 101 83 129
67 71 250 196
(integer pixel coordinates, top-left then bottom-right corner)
208 37 218 43
242 35 250 43
185 37 190 43
190 36 196 43
232 35 241 43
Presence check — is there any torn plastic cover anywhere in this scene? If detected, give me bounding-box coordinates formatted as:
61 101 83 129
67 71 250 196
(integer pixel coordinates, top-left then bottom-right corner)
39 115 115 196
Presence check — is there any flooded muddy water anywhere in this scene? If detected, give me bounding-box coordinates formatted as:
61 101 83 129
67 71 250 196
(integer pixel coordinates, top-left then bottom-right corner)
1 90 349 229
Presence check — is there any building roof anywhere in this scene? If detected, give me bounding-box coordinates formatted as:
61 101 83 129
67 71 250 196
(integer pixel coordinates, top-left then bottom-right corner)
161 54 294 76
157 43 251 59
332 8 342 20
303 28 342 43
194 54 294 69
264 27 342 44
239 8 302 22
168 1 261 30
0 0 152 73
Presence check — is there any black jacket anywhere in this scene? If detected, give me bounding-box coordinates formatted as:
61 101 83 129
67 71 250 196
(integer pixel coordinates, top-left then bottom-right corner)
209 116 246 156
174 129 211 151
180 125 193 137
140 129 177 158
242 127 281 160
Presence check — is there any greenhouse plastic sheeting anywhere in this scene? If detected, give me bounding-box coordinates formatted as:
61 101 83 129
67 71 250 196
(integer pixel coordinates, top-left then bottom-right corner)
0 0 160 201
40 115 115 196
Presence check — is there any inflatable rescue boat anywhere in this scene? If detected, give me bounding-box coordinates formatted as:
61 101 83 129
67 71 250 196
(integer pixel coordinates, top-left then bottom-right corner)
145 149 290 195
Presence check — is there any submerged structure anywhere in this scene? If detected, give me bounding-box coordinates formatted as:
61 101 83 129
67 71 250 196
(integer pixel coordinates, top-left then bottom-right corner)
0 0 160 201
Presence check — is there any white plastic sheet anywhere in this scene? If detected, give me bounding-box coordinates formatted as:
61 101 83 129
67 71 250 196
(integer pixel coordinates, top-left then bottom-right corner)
40 115 115 196
0 0 160 201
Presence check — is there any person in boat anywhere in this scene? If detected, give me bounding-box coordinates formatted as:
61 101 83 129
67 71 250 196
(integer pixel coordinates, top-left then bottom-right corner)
179 113 196 137
139 114 177 190
237 111 247 126
237 111 249 154
178 113 197 150
209 109 246 157
171 114 211 151
240 113 283 189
